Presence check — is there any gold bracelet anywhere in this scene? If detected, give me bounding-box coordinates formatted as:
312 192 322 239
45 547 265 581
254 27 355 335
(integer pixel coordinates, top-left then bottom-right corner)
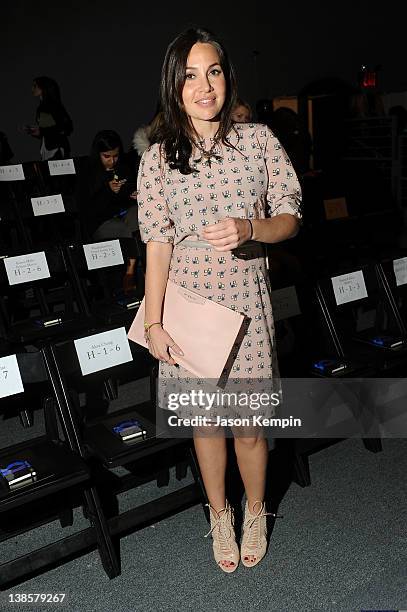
247 219 253 240
144 322 162 333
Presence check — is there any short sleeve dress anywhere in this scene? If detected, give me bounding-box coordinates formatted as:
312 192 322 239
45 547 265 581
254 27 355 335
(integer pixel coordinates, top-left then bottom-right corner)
137 123 302 419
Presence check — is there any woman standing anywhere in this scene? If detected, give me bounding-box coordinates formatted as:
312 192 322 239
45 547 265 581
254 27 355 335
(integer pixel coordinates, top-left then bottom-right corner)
137 28 302 572
25 76 73 160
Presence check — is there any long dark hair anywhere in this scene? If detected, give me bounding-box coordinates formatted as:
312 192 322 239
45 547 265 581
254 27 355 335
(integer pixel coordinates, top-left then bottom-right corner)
157 27 238 174
89 130 123 168
34 76 73 137
33 76 62 105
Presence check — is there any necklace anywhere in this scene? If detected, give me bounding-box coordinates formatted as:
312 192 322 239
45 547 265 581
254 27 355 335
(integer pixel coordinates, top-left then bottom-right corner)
193 138 222 168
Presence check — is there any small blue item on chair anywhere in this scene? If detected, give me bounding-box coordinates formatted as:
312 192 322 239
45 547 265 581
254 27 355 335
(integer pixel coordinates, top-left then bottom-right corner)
0 460 37 490
370 335 404 348
115 209 128 219
112 419 147 442
312 359 346 374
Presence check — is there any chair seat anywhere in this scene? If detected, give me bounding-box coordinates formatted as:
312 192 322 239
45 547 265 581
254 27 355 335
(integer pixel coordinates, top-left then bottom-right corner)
0 437 89 511
8 315 95 344
310 358 376 378
345 338 407 374
91 300 141 327
84 403 188 468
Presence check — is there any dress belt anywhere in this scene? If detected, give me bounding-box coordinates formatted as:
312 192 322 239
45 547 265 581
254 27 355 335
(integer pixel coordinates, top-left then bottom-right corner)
179 238 261 250
177 238 267 263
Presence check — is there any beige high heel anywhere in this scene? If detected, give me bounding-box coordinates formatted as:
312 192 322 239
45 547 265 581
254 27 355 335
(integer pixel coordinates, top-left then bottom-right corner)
204 500 240 573
241 500 282 568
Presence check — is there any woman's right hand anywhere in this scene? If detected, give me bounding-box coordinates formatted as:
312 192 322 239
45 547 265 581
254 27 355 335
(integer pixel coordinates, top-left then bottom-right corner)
146 325 183 365
22 125 40 137
108 179 126 194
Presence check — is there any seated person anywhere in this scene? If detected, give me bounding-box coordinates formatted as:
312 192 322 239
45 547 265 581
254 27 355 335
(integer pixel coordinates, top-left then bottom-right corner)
255 98 274 126
130 108 163 168
268 107 312 177
231 98 252 123
77 129 139 241
76 130 140 292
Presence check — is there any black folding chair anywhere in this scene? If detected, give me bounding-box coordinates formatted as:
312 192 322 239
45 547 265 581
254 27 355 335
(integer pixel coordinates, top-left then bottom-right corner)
316 261 407 375
272 277 345 377
0 244 93 345
271 270 383 488
290 260 407 484
9 160 82 249
0 348 119 588
43 324 207 576
378 249 407 334
64 237 144 328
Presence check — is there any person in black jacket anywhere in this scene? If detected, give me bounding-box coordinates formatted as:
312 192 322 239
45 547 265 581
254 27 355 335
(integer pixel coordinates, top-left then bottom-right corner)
24 76 73 160
268 106 312 177
77 129 139 241
76 130 140 292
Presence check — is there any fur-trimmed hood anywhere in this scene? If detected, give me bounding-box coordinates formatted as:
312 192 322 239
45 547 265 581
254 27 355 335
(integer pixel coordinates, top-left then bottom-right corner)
132 125 152 157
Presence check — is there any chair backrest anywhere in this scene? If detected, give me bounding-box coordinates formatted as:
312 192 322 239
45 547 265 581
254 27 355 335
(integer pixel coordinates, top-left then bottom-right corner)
0 349 52 434
272 279 343 376
2 160 83 249
51 323 150 382
0 245 87 341
316 262 404 344
0 350 49 403
21 158 83 203
378 251 407 334
64 238 142 319
48 325 153 429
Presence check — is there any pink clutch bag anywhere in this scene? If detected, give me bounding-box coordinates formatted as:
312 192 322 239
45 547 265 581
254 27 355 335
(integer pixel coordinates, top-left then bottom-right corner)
127 279 245 379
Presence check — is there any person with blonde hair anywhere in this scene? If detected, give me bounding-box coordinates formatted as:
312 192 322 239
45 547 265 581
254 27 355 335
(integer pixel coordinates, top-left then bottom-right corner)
132 109 163 158
231 97 252 123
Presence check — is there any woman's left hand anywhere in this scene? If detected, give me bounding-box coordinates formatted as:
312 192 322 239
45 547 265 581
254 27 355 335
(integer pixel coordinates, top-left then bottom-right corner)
28 126 40 137
201 217 252 251
109 179 126 194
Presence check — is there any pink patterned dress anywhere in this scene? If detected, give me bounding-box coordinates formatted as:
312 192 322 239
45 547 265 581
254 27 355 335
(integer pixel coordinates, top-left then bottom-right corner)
137 123 302 417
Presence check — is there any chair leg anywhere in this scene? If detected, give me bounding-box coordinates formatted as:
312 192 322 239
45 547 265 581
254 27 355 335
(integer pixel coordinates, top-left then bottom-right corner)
82 486 120 578
59 507 74 528
187 444 210 521
133 230 146 274
150 363 158 405
362 438 383 453
104 378 118 401
156 468 170 487
44 396 59 440
175 460 188 481
292 452 311 487
18 408 33 429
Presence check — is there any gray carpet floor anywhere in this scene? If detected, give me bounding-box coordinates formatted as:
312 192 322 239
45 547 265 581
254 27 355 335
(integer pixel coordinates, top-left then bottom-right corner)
0 378 406 612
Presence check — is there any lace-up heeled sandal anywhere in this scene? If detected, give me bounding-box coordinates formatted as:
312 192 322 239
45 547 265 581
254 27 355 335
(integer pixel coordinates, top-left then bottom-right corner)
241 500 283 568
204 500 240 573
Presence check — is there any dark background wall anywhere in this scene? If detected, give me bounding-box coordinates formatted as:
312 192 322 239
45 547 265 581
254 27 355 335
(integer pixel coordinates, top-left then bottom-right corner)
2 1 404 162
